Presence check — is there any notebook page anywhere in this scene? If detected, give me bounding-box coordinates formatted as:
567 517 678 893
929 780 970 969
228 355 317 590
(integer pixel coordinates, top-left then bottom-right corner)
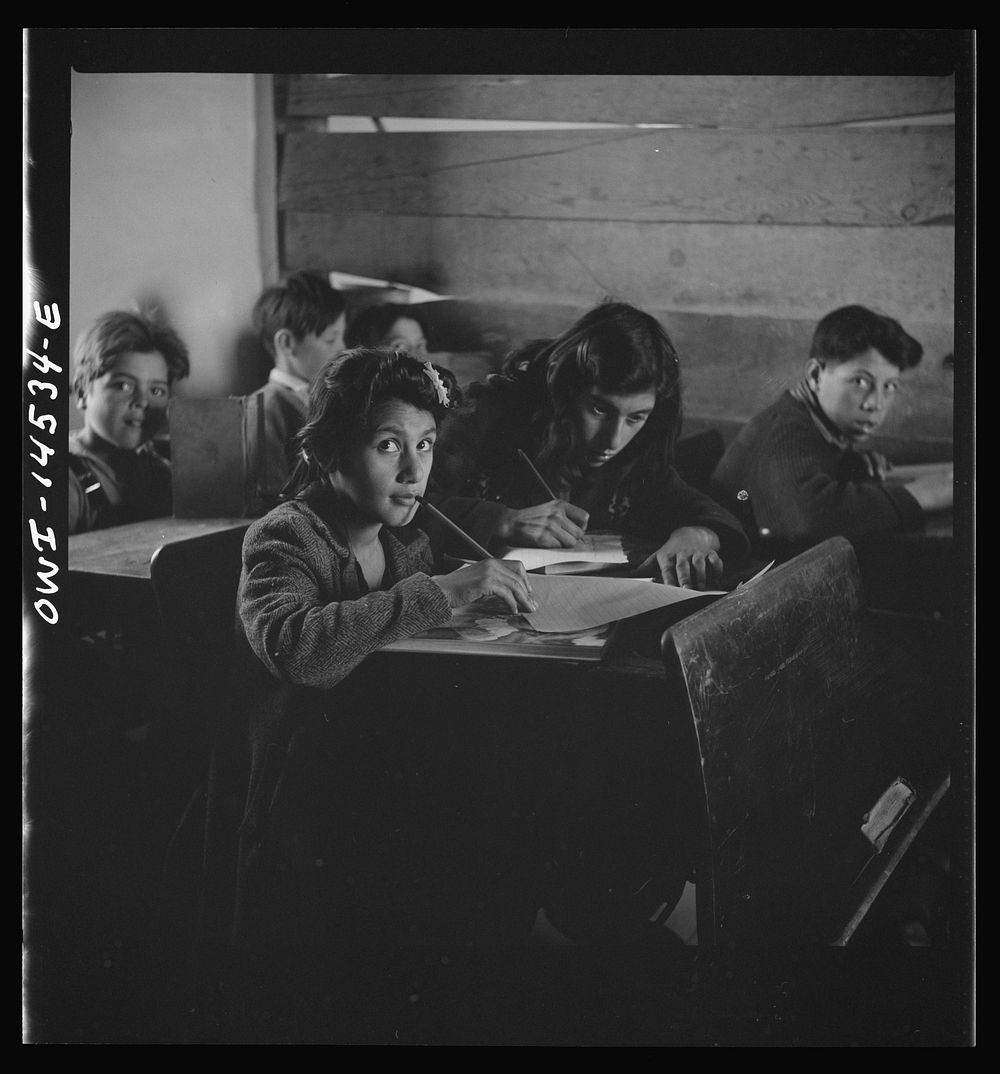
501 532 628 572
523 574 724 633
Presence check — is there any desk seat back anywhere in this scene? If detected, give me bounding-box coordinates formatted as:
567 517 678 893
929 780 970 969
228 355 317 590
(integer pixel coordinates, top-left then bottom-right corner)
662 537 888 947
150 527 246 656
149 525 251 1010
149 525 249 762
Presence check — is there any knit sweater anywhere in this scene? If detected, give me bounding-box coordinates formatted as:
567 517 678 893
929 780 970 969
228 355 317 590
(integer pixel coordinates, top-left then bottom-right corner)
237 480 452 690
711 389 926 545
427 373 749 563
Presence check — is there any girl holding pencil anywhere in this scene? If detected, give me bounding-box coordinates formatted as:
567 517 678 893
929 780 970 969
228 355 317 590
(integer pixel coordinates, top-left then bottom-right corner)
233 348 541 1032
428 299 749 589
239 345 535 692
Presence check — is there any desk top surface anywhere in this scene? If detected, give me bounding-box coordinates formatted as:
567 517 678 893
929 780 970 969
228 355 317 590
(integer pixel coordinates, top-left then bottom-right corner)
68 516 251 579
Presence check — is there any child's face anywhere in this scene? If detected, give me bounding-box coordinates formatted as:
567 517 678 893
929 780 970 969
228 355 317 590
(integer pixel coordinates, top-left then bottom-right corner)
383 317 428 360
285 314 346 384
78 350 170 450
808 348 902 442
329 400 437 528
570 388 657 469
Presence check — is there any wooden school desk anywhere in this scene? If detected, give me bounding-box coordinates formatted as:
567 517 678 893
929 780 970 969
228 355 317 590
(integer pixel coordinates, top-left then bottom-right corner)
355 555 788 947
66 516 252 634
63 513 253 782
852 509 958 620
303 568 726 947
358 538 953 950
142 539 959 1046
68 516 251 579
31 517 255 1044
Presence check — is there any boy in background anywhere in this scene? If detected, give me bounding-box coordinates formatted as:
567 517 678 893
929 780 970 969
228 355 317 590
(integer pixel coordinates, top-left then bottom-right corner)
247 270 346 506
711 304 952 550
344 303 430 359
69 309 190 534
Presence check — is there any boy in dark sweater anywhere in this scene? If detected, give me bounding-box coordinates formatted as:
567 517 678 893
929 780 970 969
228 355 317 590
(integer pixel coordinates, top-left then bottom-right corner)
711 305 952 549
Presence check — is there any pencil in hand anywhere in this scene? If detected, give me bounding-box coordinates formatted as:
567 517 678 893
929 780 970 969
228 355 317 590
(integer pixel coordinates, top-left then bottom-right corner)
517 448 558 501
415 495 493 561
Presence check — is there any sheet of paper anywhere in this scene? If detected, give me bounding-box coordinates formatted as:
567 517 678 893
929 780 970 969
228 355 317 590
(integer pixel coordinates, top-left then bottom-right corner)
523 574 724 633
542 560 619 575
501 532 628 572
884 461 954 486
737 560 775 588
327 270 452 303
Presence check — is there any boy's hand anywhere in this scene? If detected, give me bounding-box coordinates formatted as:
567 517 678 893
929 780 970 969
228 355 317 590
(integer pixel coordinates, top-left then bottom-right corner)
636 526 723 590
497 500 589 548
432 558 538 614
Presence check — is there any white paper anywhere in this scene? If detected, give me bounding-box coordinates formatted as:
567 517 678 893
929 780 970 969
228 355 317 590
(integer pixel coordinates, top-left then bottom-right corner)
884 461 954 486
541 560 619 575
523 574 724 633
501 532 628 572
328 270 452 304
736 560 775 588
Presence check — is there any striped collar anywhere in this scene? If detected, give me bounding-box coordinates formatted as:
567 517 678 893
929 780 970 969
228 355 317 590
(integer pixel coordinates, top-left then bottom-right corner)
789 379 853 451
788 379 888 480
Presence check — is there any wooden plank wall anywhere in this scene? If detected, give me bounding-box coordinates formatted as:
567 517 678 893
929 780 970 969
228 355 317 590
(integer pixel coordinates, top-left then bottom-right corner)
277 74 956 461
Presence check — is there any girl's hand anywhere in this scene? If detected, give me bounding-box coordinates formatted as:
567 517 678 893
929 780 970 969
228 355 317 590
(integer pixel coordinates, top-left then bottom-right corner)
636 526 723 590
432 558 538 614
497 500 589 548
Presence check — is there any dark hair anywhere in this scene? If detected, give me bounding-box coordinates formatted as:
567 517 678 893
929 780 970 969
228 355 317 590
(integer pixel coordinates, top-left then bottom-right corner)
344 304 428 350
809 305 923 371
252 270 346 358
72 310 190 402
501 299 682 480
283 347 454 497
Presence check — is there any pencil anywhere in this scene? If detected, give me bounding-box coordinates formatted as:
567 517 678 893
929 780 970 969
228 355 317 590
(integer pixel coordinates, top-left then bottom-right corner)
517 448 558 501
415 495 493 561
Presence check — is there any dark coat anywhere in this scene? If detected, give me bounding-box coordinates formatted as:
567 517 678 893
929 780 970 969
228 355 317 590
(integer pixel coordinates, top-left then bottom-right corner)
427 372 749 563
712 390 924 545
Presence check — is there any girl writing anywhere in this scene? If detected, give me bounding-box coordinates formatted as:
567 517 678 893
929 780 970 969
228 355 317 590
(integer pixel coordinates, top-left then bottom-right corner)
233 349 540 1035
428 300 748 589
238 346 536 689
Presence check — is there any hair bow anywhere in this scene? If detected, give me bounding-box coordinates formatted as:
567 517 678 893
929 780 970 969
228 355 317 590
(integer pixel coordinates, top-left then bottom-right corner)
422 362 450 406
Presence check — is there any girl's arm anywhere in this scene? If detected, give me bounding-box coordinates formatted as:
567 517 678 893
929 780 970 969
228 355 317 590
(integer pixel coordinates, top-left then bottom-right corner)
624 462 748 588
429 384 587 550
633 466 750 562
238 516 451 690
638 525 724 589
